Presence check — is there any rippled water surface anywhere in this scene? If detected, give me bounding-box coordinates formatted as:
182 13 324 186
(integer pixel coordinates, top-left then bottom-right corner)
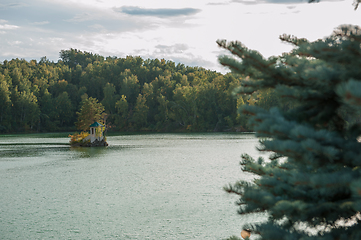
0 133 265 239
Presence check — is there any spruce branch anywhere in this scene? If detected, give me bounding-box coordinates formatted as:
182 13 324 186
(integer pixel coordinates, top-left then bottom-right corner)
279 34 309 46
221 25 361 239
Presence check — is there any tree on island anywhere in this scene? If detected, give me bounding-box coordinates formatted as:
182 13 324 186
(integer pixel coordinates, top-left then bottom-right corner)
75 94 106 131
219 25 361 239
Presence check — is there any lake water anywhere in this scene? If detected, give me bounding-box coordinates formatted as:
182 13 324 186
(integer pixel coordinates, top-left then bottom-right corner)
0 133 266 239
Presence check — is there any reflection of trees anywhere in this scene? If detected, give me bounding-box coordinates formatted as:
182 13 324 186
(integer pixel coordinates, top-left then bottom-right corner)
70 145 108 158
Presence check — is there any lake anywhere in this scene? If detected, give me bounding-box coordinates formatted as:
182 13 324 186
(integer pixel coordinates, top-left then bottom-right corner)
0 133 266 239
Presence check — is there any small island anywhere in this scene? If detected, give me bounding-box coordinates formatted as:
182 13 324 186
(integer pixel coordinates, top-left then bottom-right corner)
69 121 108 147
69 95 108 147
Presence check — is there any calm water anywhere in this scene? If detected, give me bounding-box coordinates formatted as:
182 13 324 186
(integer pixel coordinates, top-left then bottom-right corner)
0 133 265 239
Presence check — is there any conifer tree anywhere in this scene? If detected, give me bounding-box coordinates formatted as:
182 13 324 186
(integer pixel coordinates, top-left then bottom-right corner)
218 25 361 239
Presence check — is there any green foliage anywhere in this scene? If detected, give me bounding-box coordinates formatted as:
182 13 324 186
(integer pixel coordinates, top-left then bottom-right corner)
102 82 118 115
219 25 361 239
0 49 302 133
54 92 74 127
132 94 149 130
76 95 105 131
115 94 129 130
59 48 104 69
0 74 12 131
12 86 40 131
155 93 170 130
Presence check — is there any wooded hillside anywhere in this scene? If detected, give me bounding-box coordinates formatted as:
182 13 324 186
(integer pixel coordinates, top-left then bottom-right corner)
0 49 286 133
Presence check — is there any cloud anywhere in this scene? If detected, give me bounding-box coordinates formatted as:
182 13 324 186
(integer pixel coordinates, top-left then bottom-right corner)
0 2 28 8
0 24 19 30
32 21 50 25
2 1 155 34
129 42 215 70
1 25 19 30
154 44 189 54
0 20 19 30
1 0 356 74
0 1 176 63
231 0 340 4
115 6 201 18
207 2 231 5
151 44 216 69
67 12 95 22
89 24 105 30
231 0 307 4
168 55 216 70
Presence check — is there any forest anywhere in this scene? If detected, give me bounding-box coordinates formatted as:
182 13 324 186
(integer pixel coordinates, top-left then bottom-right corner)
0 48 290 133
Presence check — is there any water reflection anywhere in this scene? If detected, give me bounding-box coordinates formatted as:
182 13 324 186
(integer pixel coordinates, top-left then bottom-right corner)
70 146 109 158
0 144 68 158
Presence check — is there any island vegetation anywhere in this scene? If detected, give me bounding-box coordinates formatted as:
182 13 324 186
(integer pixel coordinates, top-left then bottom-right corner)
0 49 293 134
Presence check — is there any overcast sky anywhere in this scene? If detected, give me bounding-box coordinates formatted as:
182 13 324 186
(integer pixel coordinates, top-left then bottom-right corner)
0 0 359 73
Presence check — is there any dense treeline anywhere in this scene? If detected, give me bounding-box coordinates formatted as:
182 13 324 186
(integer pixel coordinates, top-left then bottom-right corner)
0 49 285 133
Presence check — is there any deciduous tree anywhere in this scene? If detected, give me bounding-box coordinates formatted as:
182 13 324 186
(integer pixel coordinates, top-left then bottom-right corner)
76 95 105 131
54 92 73 127
115 94 129 130
132 93 149 129
0 74 12 131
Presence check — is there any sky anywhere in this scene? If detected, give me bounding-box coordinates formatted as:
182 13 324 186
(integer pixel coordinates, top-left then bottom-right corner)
0 0 359 73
